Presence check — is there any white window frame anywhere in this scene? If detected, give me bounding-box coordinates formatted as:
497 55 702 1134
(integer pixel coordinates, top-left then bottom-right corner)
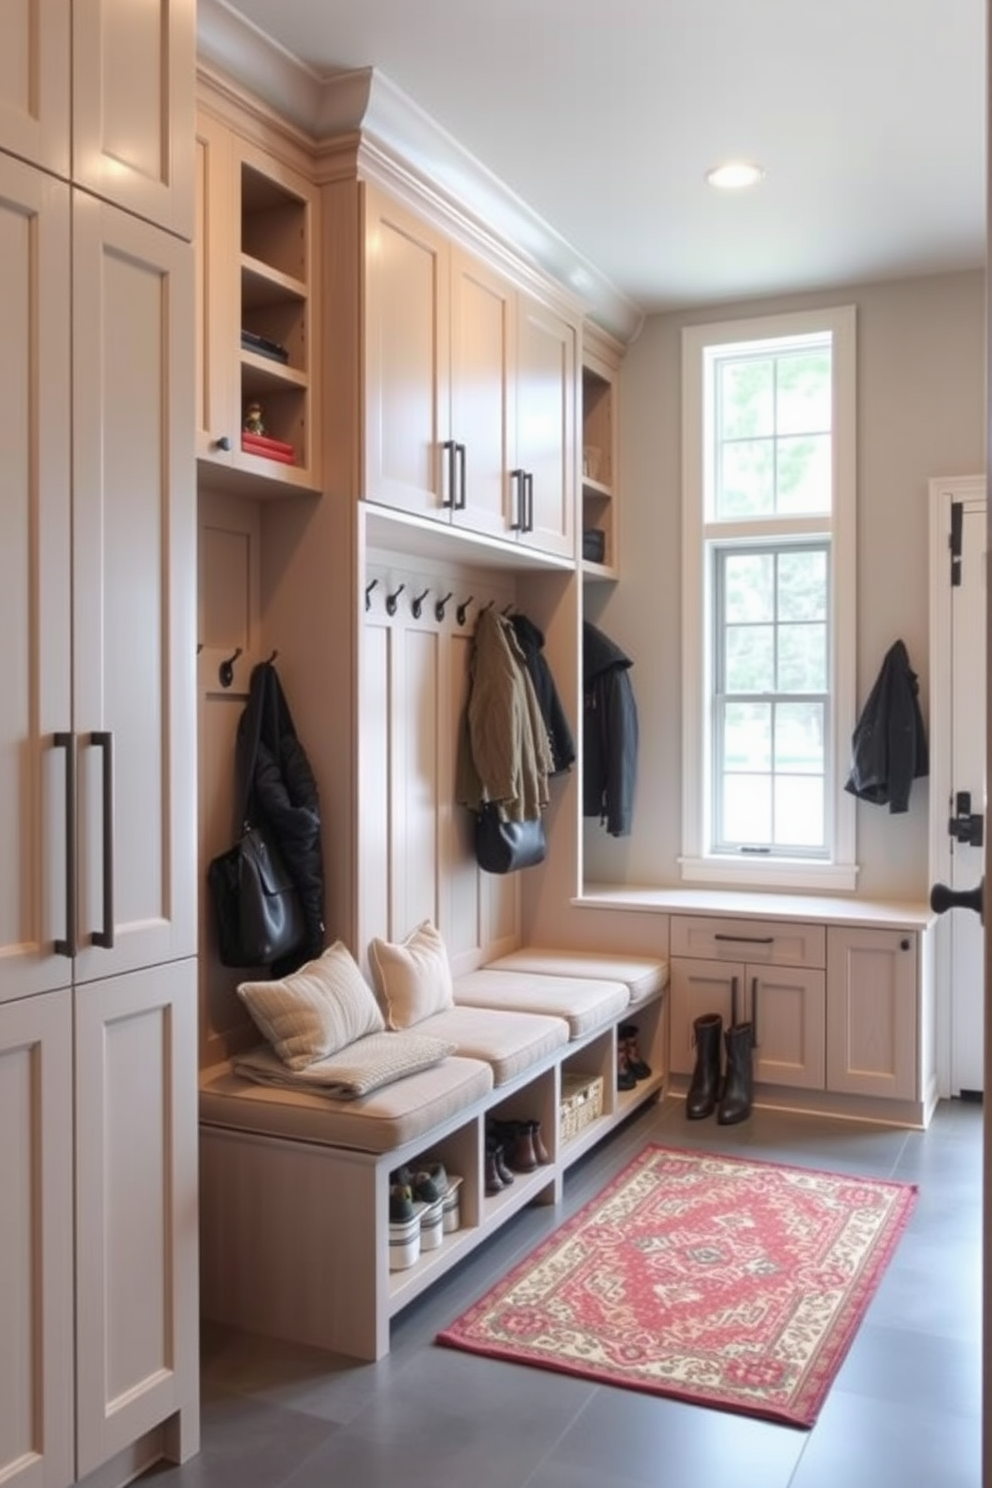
680 305 858 891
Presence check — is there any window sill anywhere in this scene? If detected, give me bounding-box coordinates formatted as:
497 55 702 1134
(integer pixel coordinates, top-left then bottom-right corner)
678 855 859 894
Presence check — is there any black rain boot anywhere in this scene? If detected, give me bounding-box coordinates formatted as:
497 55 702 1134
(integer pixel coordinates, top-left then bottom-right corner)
717 1023 755 1126
686 1013 723 1119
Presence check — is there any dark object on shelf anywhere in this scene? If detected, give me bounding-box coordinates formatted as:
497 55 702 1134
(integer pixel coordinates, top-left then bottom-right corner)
240 328 290 363
475 803 546 873
242 431 296 465
582 529 606 564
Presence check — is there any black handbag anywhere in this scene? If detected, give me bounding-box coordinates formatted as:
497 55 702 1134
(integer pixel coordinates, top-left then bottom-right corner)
475 804 547 874
207 824 306 968
207 665 308 968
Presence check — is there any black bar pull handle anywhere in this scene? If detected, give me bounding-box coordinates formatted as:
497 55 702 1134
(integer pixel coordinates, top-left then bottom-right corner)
53 732 76 957
715 933 774 945
91 731 114 949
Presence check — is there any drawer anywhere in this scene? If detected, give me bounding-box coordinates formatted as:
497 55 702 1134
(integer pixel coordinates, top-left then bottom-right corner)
670 915 826 969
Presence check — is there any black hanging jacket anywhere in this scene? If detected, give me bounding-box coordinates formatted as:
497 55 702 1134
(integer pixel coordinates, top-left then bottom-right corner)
583 621 639 836
844 639 928 814
237 662 325 971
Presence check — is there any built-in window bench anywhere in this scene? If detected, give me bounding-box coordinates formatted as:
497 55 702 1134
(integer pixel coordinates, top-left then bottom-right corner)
198 952 668 1360
581 886 938 1128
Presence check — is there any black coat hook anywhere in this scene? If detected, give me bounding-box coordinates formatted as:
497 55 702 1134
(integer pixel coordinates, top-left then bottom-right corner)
365 578 379 612
435 591 453 623
219 647 242 688
266 649 279 664
411 587 430 619
386 583 406 616
456 595 474 626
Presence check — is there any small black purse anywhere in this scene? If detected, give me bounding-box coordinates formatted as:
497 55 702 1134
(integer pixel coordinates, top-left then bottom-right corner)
475 803 547 874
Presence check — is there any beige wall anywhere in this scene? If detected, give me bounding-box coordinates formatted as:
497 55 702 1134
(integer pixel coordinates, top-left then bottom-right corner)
583 267 985 902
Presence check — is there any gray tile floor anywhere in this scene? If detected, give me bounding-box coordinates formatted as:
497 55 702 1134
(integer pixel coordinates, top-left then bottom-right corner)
146 1095 983 1488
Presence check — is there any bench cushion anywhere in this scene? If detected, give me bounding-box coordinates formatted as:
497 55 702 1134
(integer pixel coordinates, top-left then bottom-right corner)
199 1053 493 1155
485 947 668 1007
453 968 629 1039
418 1005 569 1085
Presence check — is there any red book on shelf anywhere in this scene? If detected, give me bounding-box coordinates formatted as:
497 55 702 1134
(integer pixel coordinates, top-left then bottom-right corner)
242 432 296 463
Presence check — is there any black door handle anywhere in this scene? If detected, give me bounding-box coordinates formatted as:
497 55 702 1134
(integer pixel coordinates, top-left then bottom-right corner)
930 879 984 921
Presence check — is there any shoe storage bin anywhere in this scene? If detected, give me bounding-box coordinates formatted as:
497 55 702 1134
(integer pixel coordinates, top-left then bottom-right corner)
560 1072 604 1143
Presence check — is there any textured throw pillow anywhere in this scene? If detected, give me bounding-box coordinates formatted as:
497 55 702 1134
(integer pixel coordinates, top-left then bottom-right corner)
237 940 384 1069
368 920 454 1029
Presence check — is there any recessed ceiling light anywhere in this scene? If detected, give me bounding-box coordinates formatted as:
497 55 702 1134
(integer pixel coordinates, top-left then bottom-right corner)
706 161 765 190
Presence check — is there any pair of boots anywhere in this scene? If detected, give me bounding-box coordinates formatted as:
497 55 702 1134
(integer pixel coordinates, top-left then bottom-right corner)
686 1014 754 1125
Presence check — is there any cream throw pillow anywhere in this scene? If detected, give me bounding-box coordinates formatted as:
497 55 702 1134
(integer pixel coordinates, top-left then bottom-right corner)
368 920 454 1029
237 941 384 1069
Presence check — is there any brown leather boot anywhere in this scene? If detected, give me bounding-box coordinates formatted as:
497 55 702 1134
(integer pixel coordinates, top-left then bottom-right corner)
717 1023 755 1125
686 1013 722 1119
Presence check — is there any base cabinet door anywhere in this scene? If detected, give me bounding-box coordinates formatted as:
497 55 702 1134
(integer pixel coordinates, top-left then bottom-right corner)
74 960 199 1476
669 957 825 1091
0 990 74 1488
826 926 919 1100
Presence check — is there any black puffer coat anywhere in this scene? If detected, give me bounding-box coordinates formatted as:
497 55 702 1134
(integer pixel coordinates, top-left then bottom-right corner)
237 662 325 971
583 622 639 837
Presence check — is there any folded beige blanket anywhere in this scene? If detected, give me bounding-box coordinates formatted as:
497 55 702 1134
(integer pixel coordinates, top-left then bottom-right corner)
233 1030 456 1099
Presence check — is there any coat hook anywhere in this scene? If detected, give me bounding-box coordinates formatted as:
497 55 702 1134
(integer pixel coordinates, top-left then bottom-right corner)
266 649 279 664
411 587 430 620
219 647 242 688
456 595 474 626
196 642 204 655
386 582 406 616
502 604 515 616
435 591 453 623
480 599 494 615
365 578 379 612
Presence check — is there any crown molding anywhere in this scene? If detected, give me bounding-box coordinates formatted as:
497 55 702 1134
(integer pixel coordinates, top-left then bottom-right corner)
196 0 643 343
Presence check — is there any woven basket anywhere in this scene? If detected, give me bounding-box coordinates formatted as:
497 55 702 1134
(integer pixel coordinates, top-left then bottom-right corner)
559 1072 604 1143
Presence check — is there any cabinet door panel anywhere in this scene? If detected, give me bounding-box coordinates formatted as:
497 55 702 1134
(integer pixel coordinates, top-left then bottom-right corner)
826 927 918 1099
71 193 196 983
72 0 194 238
194 109 236 462
515 292 575 558
751 966 825 1089
0 159 72 1005
364 189 450 517
668 958 741 1075
74 960 199 1475
0 991 73 1488
450 249 513 539
0 0 70 177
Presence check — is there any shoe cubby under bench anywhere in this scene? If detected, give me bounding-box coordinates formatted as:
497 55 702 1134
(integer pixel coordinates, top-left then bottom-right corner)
198 951 668 1361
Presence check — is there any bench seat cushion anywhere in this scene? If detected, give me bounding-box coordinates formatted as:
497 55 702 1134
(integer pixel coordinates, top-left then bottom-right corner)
418 1005 569 1085
199 1053 493 1155
453 968 629 1039
484 947 668 1007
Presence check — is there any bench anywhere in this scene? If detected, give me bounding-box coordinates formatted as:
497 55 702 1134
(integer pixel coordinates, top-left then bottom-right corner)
198 948 669 1360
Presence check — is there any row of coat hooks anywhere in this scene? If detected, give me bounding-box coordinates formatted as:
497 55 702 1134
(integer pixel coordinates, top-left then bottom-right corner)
195 644 279 689
364 578 514 625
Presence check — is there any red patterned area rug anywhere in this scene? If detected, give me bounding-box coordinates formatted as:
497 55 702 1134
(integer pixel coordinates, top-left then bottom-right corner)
436 1144 917 1427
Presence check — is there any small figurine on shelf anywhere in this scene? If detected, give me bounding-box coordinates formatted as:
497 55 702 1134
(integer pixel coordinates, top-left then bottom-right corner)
244 401 266 436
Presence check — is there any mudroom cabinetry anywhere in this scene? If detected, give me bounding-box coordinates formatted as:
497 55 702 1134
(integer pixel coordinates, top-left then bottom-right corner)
580 329 621 578
361 182 576 558
825 925 919 1101
0 21 199 1486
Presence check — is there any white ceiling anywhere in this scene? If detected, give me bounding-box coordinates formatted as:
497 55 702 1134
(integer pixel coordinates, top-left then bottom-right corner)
216 0 986 321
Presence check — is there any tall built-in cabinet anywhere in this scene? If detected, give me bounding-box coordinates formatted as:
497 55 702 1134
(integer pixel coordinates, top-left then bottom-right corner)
0 6 199 1487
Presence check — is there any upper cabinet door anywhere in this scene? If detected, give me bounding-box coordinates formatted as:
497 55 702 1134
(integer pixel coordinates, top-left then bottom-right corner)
71 192 197 985
0 0 70 177
448 246 515 540
72 0 195 239
0 155 72 1008
364 185 451 519
515 292 576 559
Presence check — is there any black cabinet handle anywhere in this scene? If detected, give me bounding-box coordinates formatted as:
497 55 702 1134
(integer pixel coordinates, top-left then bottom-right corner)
730 974 739 1029
90 731 115 949
442 439 456 508
455 442 467 510
715 933 774 945
523 471 534 532
214 434 231 452
750 975 759 1048
510 468 525 529
53 732 76 958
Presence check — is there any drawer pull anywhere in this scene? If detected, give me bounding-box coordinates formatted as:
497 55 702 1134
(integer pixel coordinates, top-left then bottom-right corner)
714 933 774 945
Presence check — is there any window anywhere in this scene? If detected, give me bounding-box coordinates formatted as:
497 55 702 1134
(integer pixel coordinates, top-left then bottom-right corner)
681 307 857 890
